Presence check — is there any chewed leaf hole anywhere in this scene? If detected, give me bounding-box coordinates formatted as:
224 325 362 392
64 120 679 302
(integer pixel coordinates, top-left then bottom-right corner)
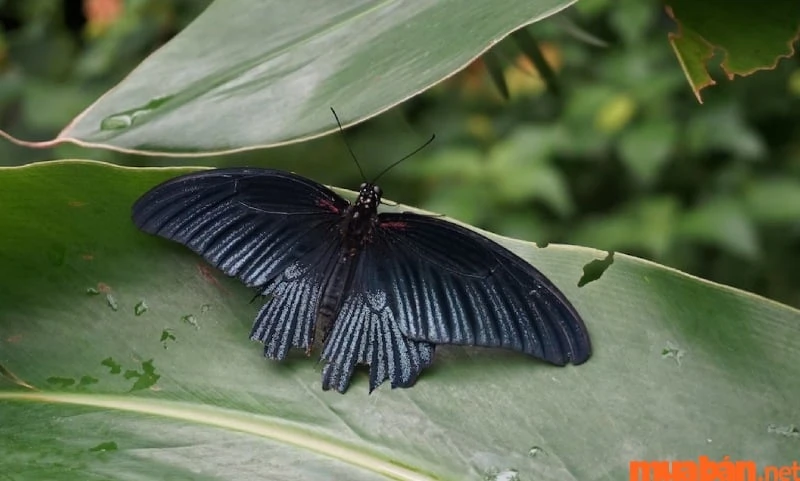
78 375 99 388
134 300 148 316
160 329 176 349
89 441 118 453
182 314 200 329
767 423 800 438
578 251 614 287
124 359 161 392
528 446 544 457
106 294 119 311
101 357 122 374
485 468 520 481
46 376 76 388
662 341 685 366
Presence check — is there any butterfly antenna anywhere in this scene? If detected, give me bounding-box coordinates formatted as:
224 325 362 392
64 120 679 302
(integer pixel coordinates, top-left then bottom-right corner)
330 107 367 182
372 133 436 183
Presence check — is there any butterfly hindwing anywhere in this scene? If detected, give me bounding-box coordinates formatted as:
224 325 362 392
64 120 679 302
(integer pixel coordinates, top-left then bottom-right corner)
320 256 436 393
368 212 591 366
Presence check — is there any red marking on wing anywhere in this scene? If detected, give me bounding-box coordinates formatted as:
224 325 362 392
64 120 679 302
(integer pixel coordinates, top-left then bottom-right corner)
81 254 94 261
380 221 408 230
317 198 340 214
197 263 229 294
68 200 87 207
97 282 112 293
6 334 22 343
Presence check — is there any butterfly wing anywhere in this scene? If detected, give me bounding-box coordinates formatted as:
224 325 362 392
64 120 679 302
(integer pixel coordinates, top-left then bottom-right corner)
367 212 591 366
132 168 351 358
132 168 349 288
318 256 436 393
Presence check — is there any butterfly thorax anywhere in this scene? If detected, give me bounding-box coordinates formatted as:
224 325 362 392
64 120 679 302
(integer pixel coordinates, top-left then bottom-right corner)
340 182 382 252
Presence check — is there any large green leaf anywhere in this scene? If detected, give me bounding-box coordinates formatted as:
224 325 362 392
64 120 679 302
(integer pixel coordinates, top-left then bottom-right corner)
1 160 799 480
0 0 575 156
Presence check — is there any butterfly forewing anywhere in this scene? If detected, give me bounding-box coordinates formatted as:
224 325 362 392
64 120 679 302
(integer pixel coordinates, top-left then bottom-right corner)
132 169 348 288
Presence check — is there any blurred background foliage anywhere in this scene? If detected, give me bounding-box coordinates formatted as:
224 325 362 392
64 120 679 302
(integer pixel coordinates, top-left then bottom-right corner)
1 0 799 309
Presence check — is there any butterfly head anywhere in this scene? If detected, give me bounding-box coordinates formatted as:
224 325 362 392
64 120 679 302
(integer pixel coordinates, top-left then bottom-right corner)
356 182 382 211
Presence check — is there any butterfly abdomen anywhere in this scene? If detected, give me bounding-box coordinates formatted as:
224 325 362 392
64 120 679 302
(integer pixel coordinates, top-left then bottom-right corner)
312 251 359 353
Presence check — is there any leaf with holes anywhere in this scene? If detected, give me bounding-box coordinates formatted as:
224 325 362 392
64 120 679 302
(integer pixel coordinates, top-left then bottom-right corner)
1 160 799 480
665 0 800 102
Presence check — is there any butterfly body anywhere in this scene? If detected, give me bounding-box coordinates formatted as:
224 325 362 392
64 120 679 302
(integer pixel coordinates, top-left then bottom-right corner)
132 168 592 393
311 182 383 353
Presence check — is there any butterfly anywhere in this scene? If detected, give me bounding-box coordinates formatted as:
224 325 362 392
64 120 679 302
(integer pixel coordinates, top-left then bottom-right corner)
131 116 592 394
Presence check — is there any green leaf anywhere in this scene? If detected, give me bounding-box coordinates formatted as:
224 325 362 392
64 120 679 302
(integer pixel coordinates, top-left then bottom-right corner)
0 0 577 156
618 120 677 186
555 14 609 48
486 126 573 216
677 196 760 260
744 178 800 225
2 160 799 480
511 28 561 97
684 104 765 160
609 0 656 46
665 0 800 102
570 197 679 258
482 51 511 101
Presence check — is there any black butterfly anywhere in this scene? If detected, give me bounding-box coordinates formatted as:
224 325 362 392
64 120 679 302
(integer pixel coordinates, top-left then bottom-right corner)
131 130 591 395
